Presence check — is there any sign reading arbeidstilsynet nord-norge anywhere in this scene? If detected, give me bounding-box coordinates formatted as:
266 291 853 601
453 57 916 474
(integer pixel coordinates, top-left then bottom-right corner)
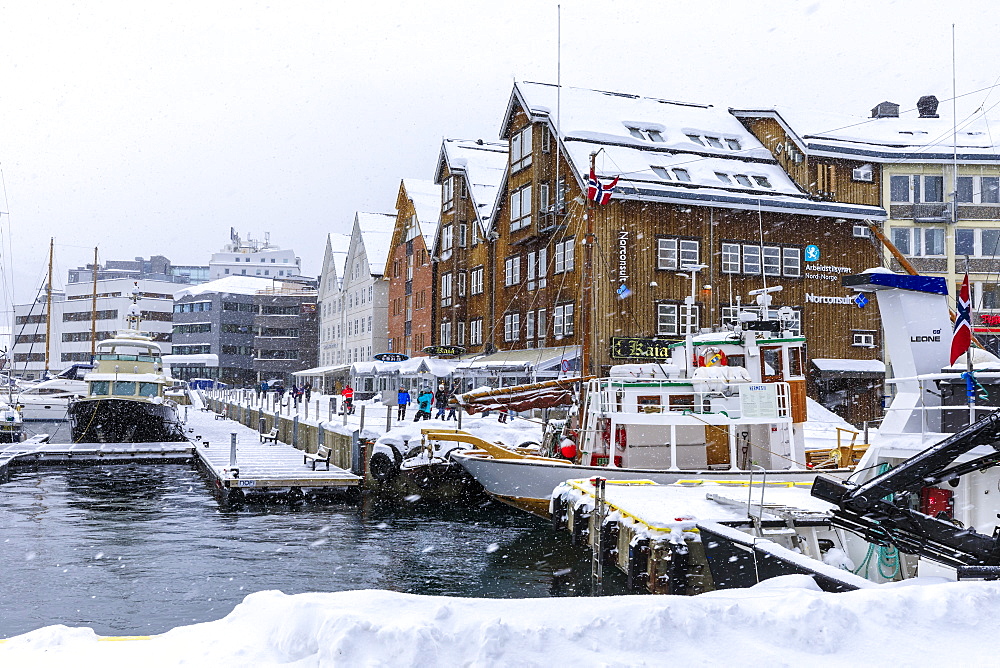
610 337 677 361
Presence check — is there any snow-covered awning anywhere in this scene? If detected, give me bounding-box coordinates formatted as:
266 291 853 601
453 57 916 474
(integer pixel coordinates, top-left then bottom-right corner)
811 358 885 374
455 346 580 374
293 365 349 377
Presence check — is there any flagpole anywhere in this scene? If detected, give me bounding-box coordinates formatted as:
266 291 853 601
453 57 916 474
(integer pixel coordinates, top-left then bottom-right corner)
582 152 596 378
966 256 975 426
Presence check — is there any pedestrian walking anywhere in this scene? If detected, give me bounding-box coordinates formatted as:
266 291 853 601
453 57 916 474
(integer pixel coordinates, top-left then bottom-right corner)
446 387 458 421
434 383 448 419
304 382 312 403
397 386 411 420
342 384 355 415
414 386 433 421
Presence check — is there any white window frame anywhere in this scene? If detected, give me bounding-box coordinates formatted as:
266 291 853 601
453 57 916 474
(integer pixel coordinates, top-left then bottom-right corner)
505 256 521 286
782 247 801 277
891 226 946 257
554 239 575 273
511 126 533 171
471 266 484 295
657 237 699 271
440 321 452 346
553 303 574 338
510 184 533 231
853 331 876 348
441 272 453 307
742 244 761 275
457 271 467 297
470 318 483 345
722 243 741 273
657 303 699 336
504 312 521 342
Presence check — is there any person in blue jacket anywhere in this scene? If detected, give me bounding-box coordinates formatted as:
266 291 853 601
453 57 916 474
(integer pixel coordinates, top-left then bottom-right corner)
397 386 411 420
414 387 433 422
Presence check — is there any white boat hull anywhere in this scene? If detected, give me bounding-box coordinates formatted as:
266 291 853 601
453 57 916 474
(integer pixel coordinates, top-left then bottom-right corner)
16 398 70 421
452 451 825 517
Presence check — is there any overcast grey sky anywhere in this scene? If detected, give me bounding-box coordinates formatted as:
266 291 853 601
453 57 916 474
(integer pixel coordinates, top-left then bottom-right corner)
0 0 995 313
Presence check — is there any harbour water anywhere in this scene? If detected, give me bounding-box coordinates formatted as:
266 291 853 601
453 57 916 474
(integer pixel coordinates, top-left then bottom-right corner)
0 460 593 638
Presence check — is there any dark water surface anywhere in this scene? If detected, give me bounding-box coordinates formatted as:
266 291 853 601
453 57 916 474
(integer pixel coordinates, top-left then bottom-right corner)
0 462 592 638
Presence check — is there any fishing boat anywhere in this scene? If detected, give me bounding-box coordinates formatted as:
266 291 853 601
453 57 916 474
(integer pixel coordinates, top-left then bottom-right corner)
451 299 827 517
67 283 186 443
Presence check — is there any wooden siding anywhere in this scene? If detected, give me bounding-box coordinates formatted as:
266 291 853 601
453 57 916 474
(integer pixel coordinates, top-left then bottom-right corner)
386 181 434 356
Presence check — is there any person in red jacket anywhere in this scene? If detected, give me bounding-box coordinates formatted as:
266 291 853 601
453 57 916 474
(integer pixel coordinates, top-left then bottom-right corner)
342 384 355 415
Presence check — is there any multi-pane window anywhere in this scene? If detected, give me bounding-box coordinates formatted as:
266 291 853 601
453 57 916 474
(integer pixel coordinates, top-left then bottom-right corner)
782 248 801 277
890 174 945 203
762 246 781 276
470 318 483 345
526 311 535 339
956 176 1000 204
657 303 699 336
440 321 452 346
526 249 548 290
511 126 533 171
510 184 532 231
459 223 468 247
458 271 467 297
537 308 547 340
656 237 699 270
552 303 574 338
441 225 453 251
721 243 741 273
955 228 1000 256
891 227 945 256
504 313 521 342
471 266 484 295
442 176 455 210
441 272 453 307
554 239 575 273
505 256 521 286
853 331 876 347
743 245 761 274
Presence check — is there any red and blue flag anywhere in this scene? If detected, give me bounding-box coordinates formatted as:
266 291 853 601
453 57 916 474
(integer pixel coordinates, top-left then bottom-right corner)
587 167 619 205
950 272 972 365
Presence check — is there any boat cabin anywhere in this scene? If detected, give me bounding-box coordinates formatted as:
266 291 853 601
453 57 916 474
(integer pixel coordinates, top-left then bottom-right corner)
578 329 808 471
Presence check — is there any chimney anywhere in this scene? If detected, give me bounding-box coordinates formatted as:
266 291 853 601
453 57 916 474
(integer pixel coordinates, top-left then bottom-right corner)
917 95 940 118
871 101 900 119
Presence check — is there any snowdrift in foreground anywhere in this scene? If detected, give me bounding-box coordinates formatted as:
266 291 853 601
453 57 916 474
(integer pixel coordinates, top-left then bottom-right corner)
3 578 998 667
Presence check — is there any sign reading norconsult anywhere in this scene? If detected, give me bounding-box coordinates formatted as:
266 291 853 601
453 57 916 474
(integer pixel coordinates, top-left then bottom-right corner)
805 293 855 305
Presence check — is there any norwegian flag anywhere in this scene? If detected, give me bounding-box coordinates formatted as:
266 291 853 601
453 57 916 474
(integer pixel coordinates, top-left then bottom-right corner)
950 272 972 365
587 167 619 205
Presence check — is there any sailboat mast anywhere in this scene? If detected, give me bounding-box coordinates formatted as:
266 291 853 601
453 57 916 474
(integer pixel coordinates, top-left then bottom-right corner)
90 247 98 358
44 237 53 375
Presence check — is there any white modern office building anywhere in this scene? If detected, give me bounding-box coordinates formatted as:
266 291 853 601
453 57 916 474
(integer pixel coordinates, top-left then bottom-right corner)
209 231 302 280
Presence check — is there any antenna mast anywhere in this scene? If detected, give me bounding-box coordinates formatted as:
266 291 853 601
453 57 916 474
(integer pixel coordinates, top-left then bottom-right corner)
44 237 53 375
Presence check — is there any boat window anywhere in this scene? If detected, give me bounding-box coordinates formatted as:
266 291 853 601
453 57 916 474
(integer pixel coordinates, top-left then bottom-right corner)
727 354 746 368
89 381 110 396
760 347 783 382
138 383 159 397
113 381 136 396
668 395 695 412
637 395 662 413
788 347 804 378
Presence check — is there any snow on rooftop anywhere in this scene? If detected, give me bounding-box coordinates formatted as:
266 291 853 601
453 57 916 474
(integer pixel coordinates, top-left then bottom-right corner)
401 179 441 226
755 105 1000 159
174 275 275 298
441 139 508 226
354 212 397 275
811 358 886 373
510 82 883 218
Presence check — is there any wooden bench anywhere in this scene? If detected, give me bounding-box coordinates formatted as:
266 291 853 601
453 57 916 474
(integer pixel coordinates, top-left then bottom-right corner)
260 428 279 444
304 445 332 470
214 408 227 420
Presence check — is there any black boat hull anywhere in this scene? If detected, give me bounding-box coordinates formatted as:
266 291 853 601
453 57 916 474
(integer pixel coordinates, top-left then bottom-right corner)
68 398 187 443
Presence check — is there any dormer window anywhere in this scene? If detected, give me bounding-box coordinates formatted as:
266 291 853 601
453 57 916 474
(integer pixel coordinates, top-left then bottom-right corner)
651 166 672 179
734 175 753 188
715 172 732 185
751 175 772 188
705 136 724 149
673 168 691 182
686 134 705 146
725 138 741 150
625 124 665 142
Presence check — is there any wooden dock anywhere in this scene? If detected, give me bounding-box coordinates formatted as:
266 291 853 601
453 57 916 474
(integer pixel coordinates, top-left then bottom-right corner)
0 409 361 502
185 408 361 503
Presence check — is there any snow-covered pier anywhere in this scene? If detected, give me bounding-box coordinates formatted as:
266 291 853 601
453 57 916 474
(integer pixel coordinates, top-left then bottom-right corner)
0 439 194 483
184 406 360 504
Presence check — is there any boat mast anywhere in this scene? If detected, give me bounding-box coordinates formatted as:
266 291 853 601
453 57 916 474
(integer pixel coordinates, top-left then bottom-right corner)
44 237 53 376
90 247 98 358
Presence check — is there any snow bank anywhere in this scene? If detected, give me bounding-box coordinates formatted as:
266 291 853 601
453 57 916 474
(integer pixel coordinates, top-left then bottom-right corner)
4 583 1000 666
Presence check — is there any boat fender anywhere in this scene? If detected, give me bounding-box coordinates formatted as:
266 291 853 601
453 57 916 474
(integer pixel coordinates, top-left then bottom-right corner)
615 425 627 452
369 452 399 483
551 495 568 531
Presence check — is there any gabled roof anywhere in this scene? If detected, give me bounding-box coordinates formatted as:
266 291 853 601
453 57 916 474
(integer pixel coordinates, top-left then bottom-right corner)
733 105 1000 163
354 212 397 276
319 232 352 296
435 138 508 231
400 178 441 247
499 81 885 222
